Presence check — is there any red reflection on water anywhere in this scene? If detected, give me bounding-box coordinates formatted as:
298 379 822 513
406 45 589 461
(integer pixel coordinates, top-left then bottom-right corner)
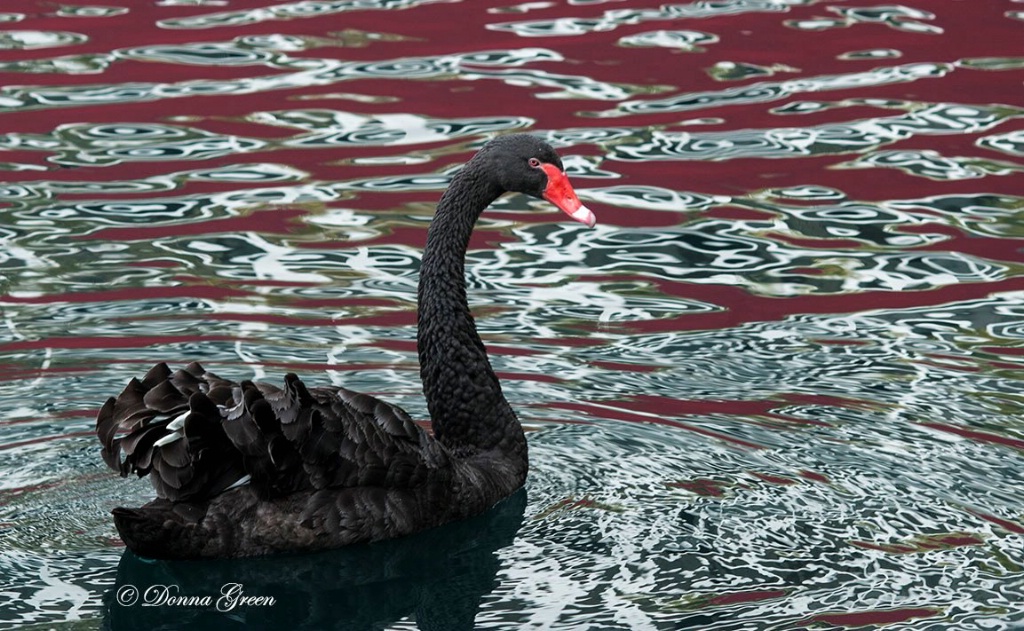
702 588 788 607
750 471 798 485
0 334 239 353
850 532 985 554
919 422 1024 451
808 607 941 627
1 285 255 304
78 208 310 243
606 276 1024 334
0 430 93 452
797 469 831 484
549 400 768 450
963 508 1024 535
667 478 732 497
0 1 1021 628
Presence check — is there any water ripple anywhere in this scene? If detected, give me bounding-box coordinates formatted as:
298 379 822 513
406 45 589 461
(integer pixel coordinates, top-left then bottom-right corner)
1 0 1023 628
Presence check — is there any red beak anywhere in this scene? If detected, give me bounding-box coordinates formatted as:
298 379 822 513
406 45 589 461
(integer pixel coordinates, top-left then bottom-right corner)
539 164 596 228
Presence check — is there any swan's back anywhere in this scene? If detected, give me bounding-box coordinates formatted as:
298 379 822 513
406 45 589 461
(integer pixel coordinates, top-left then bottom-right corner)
97 362 480 558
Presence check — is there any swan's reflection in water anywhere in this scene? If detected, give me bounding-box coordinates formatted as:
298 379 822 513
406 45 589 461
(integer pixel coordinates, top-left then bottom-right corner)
103 490 526 631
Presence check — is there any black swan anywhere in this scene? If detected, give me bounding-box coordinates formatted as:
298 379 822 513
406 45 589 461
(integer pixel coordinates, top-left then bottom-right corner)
106 490 527 629
96 134 596 559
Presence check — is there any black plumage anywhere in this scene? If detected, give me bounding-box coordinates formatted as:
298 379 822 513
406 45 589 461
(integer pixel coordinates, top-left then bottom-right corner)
96 134 595 558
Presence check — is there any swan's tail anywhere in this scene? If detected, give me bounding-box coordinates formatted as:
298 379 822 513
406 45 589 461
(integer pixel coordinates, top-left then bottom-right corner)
112 507 165 557
111 501 202 559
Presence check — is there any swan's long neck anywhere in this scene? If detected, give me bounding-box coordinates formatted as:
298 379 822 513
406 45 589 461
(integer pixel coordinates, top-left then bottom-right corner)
417 165 523 456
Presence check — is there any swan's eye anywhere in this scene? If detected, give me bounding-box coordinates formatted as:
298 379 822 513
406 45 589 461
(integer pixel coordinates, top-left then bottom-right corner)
528 157 541 168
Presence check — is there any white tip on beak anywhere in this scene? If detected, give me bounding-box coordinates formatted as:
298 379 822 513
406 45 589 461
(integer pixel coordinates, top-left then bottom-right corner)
570 204 597 228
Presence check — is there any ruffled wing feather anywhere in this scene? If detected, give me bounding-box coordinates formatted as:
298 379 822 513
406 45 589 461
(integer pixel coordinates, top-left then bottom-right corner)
96 362 447 503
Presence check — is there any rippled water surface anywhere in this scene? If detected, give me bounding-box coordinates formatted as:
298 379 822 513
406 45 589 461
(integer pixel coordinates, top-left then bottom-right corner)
1 1 1023 629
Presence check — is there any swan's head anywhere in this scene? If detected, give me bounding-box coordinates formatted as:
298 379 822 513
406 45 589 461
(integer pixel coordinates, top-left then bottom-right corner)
481 134 596 228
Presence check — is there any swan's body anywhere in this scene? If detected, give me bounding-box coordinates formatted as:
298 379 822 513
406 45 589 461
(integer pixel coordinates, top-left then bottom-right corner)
96 134 595 559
